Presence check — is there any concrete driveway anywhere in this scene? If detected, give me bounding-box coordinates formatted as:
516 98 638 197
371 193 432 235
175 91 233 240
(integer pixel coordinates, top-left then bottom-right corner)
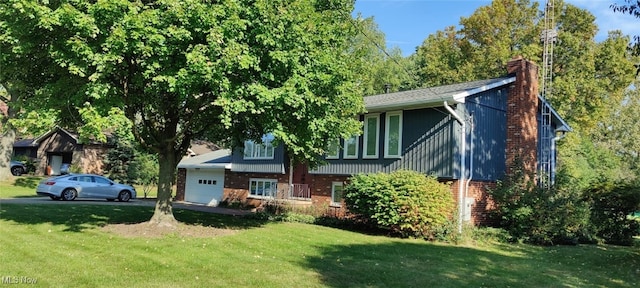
0 197 252 216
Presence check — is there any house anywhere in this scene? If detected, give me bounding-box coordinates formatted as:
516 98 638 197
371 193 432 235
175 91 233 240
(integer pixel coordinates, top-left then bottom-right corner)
176 149 231 206
13 126 112 175
175 57 571 224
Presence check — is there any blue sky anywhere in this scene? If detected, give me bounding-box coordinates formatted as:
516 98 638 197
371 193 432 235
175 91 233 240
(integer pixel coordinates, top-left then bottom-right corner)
353 0 640 56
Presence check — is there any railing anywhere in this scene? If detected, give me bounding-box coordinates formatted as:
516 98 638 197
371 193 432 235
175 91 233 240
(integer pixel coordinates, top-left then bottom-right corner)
288 184 311 200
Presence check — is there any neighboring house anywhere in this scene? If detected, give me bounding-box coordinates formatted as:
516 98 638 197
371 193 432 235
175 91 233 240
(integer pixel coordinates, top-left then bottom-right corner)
13 127 111 176
176 57 571 225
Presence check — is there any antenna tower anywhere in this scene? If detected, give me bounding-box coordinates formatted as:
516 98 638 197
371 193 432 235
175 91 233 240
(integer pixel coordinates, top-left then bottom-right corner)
539 0 556 188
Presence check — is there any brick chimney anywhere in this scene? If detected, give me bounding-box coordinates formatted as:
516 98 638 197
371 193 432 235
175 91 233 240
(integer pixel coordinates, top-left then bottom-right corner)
505 56 539 178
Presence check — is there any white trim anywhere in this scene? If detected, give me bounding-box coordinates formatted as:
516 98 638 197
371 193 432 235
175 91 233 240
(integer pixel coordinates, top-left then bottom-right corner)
331 181 344 207
451 76 516 103
343 135 359 159
384 111 403 158
363 114 380 159
248 178 278 198
242 135 275 160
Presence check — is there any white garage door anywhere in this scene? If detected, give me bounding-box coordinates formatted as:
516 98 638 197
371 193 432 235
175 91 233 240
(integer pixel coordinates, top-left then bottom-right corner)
184 168 225 206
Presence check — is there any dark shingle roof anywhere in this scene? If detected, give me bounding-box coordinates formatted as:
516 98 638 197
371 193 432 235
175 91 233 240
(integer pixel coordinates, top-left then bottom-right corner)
177 149 231 169
13 138 37 147
364 77 515 112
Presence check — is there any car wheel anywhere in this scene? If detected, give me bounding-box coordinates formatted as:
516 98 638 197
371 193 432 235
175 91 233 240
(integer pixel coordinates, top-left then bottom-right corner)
10 166 23 176
61 188 77 201
49 196 61 201
118 191 132 202
106 198 115 202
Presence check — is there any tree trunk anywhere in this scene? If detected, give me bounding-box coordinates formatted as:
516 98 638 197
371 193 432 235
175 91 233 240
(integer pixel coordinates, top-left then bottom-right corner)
0 124 15 182
148 148 179 227
0 89 16 182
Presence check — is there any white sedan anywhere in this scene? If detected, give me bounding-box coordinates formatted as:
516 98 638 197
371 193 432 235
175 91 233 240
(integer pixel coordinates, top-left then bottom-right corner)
36 174 136 202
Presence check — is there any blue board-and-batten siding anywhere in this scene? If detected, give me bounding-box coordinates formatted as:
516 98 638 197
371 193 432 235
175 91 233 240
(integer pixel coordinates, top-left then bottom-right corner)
465 87 508 181
230 85 512 180
310 108 457 178
230 146 286 174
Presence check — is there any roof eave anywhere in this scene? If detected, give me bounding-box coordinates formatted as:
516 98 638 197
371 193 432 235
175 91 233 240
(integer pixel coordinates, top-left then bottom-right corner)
451 76 516 102
365 96 459 113
538 95 572 133
177 163 231 169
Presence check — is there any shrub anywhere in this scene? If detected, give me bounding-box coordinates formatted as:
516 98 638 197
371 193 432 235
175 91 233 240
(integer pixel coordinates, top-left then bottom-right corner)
344 170 455 239
343 172 400 230
586 183 640 246
488 161 591 245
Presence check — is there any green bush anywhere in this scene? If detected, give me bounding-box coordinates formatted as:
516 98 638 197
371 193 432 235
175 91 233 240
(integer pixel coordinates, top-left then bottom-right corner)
586 183 640 246
488 162 591 245
344 170 455 239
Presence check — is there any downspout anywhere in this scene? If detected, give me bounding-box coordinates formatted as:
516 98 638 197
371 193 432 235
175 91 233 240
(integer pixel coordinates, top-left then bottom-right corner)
550 131 567 185
444 102 465 233
465 115 474 220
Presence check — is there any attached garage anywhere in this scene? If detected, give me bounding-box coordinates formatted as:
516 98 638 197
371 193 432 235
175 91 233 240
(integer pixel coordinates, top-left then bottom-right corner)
177 149 231 206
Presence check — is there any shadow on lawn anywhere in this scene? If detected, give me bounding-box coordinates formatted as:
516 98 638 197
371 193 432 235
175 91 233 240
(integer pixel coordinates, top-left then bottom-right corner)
13 176 42 189
305 242 639 288
0 204 267 232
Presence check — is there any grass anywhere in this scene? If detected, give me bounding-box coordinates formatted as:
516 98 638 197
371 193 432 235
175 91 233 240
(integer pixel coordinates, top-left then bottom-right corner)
1 180 639 287
0 203 639 288
0 176 159 199
0 176 42 198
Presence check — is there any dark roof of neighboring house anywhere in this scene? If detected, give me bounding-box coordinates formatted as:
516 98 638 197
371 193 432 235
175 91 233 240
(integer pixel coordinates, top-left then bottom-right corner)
32 126 79 145
364 76 516 112
13 138 38 147
177 149 231 169
14 126 112 148
187 140 221 156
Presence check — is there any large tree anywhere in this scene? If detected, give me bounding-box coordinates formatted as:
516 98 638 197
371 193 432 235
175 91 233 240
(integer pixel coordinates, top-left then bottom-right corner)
611 0 640 63
413 0 636 128
412 0 638 185
0 0 364 226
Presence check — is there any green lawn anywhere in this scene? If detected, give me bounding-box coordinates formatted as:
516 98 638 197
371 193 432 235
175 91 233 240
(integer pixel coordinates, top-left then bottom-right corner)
0 203 639 288
1 180 639 287
0 176 42 198
0 176 159 199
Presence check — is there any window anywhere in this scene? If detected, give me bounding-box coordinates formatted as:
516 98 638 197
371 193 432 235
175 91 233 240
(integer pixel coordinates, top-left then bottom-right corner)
198 179 217 185
385 111 403 158
343 135 359 159
363 114 380 158
326 139 340 159
331 182 344 206
244 134 275 159
249 178 278 198
94 177 111 185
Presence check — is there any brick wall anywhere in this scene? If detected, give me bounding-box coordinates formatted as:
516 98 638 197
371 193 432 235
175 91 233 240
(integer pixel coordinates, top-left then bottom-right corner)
449 180 497 226
223 171 290 207
309 174 351 217
505 56 539 178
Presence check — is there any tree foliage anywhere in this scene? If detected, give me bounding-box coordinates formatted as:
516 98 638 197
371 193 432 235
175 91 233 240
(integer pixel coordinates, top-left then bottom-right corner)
488 158 592 245
586 183 640 246
0 0 365 225
611 0 640 65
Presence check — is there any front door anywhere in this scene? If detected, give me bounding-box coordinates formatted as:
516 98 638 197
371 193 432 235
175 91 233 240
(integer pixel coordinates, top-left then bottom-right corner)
50 155 63 175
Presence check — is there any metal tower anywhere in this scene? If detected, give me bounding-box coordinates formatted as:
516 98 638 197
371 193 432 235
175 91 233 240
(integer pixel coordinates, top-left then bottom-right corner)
539 0 556 188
